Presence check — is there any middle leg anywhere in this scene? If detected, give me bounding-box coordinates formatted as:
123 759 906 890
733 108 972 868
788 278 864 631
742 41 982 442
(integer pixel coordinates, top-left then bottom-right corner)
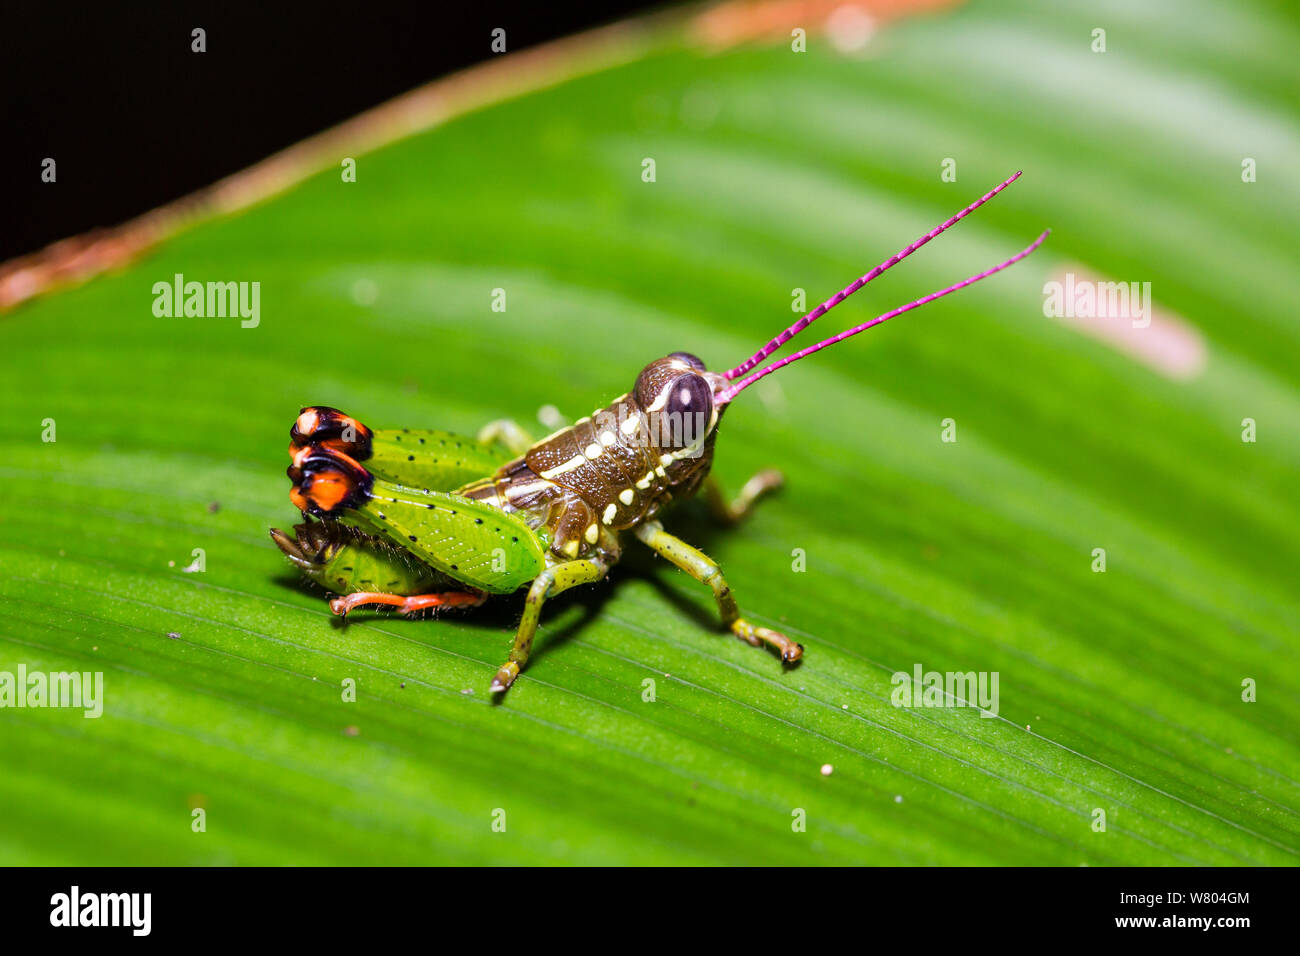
491 557 608 693
476 419 536 456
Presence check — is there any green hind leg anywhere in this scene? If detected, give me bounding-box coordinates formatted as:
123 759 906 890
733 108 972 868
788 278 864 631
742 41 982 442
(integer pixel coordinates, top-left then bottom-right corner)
288 405 509 491
491 557 609 693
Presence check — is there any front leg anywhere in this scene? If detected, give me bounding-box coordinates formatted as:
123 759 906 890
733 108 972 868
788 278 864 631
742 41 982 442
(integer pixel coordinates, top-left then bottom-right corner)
491 557 609 693
703 470 783 525
634 520 803 663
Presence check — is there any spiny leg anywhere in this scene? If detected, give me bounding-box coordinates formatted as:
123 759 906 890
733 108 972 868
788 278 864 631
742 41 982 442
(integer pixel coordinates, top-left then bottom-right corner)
330 590 486 617
491 558 608 693
703 470 783 525
476 419 535 456
634 520 802 663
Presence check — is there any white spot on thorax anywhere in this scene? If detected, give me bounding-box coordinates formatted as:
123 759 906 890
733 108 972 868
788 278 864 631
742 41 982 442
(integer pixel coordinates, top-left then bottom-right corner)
540 455 586 479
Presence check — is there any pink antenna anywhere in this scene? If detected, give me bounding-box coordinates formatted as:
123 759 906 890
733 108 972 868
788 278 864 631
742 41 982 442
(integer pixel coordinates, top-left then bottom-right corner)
719 228 1050 402
726 170 1030 382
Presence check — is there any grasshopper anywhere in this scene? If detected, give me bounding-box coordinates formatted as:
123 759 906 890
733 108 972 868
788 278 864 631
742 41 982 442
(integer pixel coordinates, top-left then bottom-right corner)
272 172 1048 693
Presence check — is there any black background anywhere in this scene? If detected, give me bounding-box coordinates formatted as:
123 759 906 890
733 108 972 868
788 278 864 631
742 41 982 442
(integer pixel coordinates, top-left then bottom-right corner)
1 1 655 263
4 866 1275 939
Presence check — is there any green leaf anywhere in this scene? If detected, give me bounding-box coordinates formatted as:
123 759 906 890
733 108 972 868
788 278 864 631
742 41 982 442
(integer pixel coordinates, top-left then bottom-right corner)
2 0 1297 865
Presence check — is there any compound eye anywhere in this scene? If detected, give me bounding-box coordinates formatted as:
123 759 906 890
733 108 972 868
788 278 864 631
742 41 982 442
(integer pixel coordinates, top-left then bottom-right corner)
653 373 713 452
668 351 706 371
665 372 712 419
